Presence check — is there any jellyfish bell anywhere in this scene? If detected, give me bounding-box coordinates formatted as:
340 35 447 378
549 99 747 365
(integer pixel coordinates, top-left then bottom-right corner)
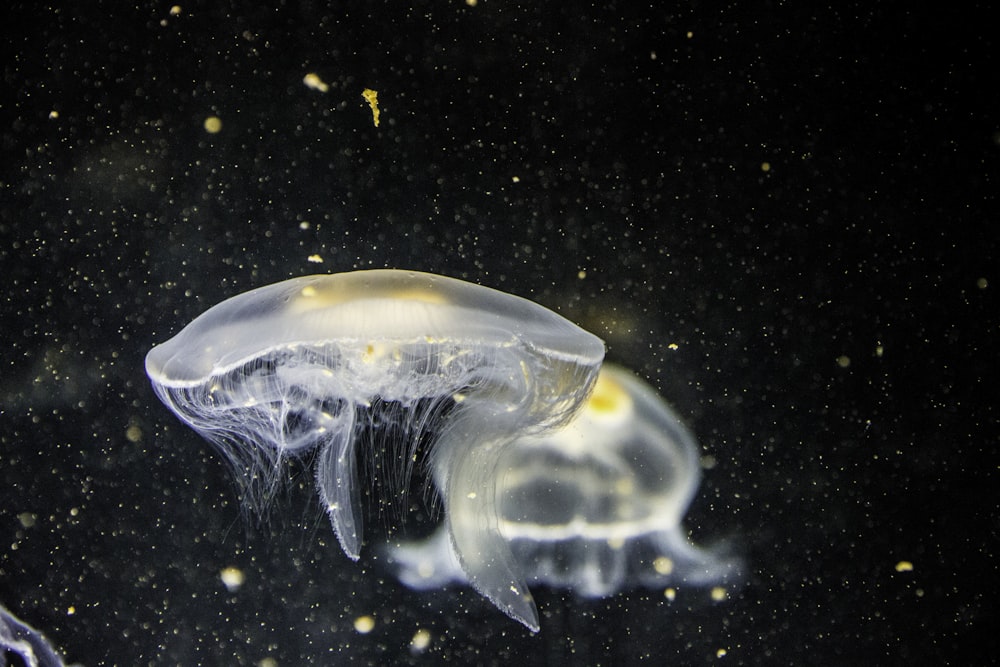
145 269 605 632
387 364 741 613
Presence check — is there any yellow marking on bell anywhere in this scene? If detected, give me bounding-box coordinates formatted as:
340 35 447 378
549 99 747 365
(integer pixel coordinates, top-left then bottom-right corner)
387 287 448 305
466 492 477 499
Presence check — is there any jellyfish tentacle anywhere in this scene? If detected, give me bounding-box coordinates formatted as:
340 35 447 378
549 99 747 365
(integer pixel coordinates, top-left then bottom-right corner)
315 407 363 560
437 414 540 633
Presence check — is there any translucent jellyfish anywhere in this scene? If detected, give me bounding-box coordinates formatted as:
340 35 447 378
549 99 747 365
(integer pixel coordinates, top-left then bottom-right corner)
387 364 740 614
0 604 67 667
145 270 605 632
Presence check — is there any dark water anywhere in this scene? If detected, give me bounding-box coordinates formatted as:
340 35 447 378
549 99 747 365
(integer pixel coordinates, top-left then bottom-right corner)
1 2 996 665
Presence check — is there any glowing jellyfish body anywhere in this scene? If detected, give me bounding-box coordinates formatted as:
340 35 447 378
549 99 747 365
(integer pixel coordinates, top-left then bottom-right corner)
388 364 740 607
145 270 605 632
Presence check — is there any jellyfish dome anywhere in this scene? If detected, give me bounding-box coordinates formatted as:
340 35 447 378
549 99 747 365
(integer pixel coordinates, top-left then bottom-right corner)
387 364 740 609
145 270 605 632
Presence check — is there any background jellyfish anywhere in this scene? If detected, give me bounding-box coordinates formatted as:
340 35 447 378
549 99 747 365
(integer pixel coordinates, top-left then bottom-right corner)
145 269 605 633
387 364 741 609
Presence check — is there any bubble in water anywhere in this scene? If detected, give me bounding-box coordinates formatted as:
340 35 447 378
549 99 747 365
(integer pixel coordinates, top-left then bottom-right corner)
386 364 740 614
145 270 605 632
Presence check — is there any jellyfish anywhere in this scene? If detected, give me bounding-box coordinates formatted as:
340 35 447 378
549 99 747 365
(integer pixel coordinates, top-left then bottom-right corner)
386 364 740 609
0 604 67 667
145 270 605 632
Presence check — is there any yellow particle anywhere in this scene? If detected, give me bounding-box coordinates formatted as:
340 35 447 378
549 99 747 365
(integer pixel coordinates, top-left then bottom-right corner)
303 72 329 92
67 606 75 615
577 270 586 279
307 254 323 263
895 560 914 572
686 31 694 38
668 342 679 350
362 88 380 127
220 566 245 592
663 587 677 601
512 175 521 183
259 659 278 667
49 110 59 119
716 648 728 658
18 512 36 528
466 0 478 6
410 628 432 653
760 161 771 172
203 116 222 133
170 5 182 16
710 586 727 601
976 277 988 289
652 556 674 575
125 424 143 443
354 615 376 634
836 355 851 368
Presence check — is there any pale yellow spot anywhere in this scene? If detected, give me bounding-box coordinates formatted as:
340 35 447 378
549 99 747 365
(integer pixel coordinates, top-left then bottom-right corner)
976 277 988 289
125 424 143 443
607 536 625 550
307 254 323 263
354 615 376 634
416 560 436 579
668 342 679 350
652 556 674 575
17 513 36 528
203 116 222 134
760 161 771 172
710 586 727 601
512 175 521 183
836 355 851 368
362 88 380 127
410 628 432 652
169 5 182 16
303 72 329 92
577 270 586 279
664 587 677 601
259 658 278 667
466 492 477 500
220 567 245 592
716 648 728 658
48 110 59 119
466 0 478 6
895 560 914 572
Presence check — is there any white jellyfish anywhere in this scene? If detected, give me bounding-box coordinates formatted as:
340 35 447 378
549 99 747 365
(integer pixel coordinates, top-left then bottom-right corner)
387 364 740 612
0 604 67 667
145 270 605 632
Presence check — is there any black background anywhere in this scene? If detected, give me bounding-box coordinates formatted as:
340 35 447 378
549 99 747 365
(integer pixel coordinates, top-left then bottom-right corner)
1 2 996 665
